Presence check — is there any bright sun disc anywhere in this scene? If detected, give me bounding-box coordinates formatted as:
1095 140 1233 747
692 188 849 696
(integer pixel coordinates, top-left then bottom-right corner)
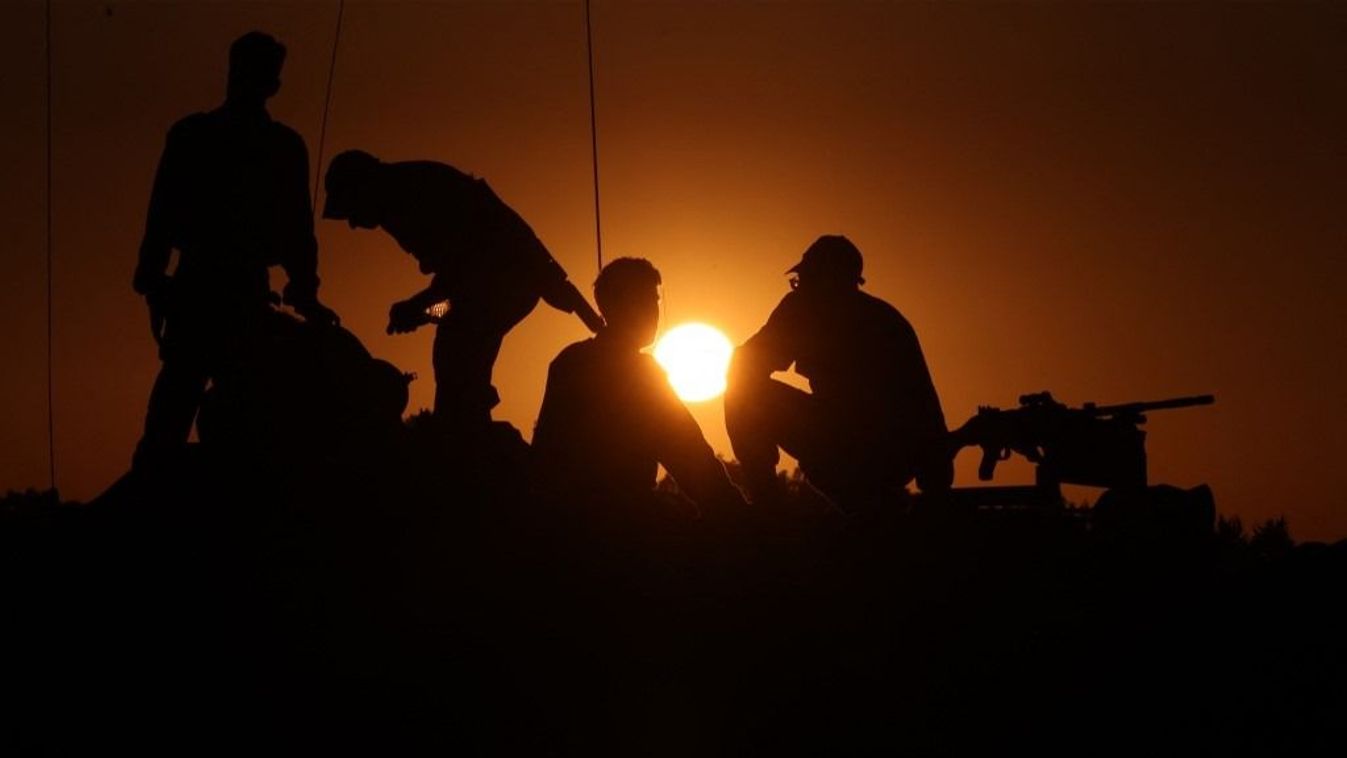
653 323 734 403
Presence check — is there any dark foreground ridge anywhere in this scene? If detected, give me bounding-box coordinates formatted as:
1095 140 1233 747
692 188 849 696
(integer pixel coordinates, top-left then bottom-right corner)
3 320 1345 755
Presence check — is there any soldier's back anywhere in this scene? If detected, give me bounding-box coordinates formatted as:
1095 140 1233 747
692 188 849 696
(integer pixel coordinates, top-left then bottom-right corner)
532 338 670 498
378 161 556 295
783 290 921 408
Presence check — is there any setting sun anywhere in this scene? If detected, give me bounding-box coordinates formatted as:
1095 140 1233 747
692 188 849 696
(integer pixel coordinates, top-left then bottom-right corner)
653 323 735 403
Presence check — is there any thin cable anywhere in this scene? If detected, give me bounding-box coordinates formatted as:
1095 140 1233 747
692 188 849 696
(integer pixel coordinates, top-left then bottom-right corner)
45 0 57 493
584 0 603 273
312 0 346 211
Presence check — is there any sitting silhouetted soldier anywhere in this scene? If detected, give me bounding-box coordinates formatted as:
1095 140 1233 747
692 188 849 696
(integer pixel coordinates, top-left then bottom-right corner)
726 235 952 509
132 31 338 468
322 150 603 431
531 258 744 512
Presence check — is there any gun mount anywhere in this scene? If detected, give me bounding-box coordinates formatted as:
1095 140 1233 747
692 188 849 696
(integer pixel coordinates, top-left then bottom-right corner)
949 392 1214 492
931 393 1216 537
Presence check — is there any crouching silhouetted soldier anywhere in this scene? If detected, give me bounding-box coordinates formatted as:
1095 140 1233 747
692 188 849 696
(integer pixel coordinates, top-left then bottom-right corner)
532 258 744 512
133 31 337 468
322 150 603 431
726 235 952 509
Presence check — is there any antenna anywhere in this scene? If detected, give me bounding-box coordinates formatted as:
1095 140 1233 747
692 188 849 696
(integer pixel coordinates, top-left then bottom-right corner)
45 0 57 493
585 0 603 273
312 0 346 211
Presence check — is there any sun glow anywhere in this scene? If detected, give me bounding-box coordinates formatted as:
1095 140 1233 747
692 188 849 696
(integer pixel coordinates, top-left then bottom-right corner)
653 323 735 403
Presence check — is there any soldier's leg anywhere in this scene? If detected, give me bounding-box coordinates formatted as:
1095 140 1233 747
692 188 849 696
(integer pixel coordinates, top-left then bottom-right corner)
134 357 209 469
728 377 910 508
726 377 826 501
432 314 497 429
799 431 942 513
431 293 538 429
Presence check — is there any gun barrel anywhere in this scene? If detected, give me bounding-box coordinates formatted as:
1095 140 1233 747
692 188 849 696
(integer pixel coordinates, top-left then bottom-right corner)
1090 394 1215 416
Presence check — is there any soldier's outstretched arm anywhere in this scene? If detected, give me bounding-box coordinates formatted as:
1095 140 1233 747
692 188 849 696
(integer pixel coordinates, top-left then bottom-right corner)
386 277 451 334
665 441 747 513
730 293 802 388
654 372 747 511
278 132 338 325
540 277 605 333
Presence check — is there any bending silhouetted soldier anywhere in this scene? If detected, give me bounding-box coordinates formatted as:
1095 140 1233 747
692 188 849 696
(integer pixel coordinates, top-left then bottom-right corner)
133 31 337 467
726 235 952 508
322 150 603 430
532 258 744 511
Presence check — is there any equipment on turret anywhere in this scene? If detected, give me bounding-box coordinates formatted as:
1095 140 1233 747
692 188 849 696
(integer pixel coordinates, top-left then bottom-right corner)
940 392 1216 537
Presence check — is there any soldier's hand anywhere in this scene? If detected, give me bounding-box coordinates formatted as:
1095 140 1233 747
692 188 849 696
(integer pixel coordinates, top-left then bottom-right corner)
143 285 171 346
916 453 956 493
387 299 430 335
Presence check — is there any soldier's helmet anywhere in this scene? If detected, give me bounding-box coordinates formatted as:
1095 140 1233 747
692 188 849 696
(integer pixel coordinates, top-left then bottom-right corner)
322 149 380 221
786 235 865 286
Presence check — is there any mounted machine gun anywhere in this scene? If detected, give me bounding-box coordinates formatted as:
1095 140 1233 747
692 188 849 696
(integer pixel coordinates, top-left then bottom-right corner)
940 392 1216 535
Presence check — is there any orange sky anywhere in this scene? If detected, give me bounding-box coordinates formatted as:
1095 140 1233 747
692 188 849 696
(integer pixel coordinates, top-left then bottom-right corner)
1 2 1343 539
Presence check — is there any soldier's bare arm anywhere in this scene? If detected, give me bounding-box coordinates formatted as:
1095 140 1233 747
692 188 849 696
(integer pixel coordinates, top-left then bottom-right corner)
133 125 189 344
729 294 801 388
539 276 605 333
386 275 451 334
133 126 182 300
278 131 338 325
653 367 746 511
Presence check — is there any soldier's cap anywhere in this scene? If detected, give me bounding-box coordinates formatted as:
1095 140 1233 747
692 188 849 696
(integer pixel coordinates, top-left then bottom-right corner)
787 234 865 284
321 149 380 220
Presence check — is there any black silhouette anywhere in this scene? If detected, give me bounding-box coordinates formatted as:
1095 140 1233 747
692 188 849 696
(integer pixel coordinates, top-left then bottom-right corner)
944 391 1217 536
322 150 604 430
726 235 952 508
950 391 1215 487
194 309 410 463
12 24 1347 755
532 258 744 510
131 31 337 468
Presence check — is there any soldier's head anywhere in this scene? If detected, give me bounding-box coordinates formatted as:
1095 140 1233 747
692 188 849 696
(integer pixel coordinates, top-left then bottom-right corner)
227 32 286 106
594 258 662 348
323 150 383 229
787 235 865 295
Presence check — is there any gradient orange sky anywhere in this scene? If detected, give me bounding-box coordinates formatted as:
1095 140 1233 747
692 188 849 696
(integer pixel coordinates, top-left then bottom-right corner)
1 2 1343 539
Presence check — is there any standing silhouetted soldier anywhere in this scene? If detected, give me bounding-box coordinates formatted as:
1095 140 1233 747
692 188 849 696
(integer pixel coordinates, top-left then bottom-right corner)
322 150 603 430
133 31 337 467
726 235 952 509
532 258 744 511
